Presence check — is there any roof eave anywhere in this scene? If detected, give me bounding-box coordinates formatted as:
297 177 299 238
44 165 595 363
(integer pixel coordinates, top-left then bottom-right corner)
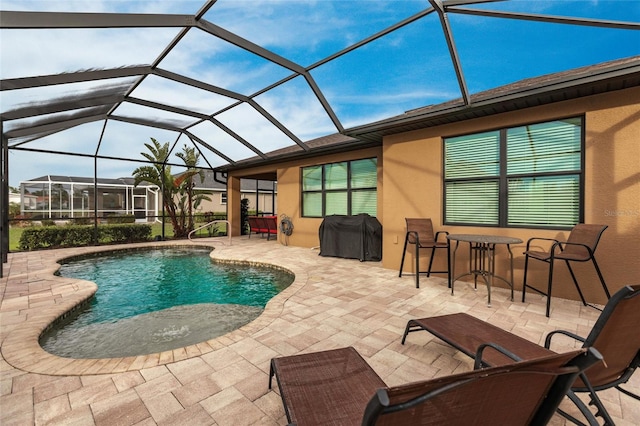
216 138 379 173
345 57 640 141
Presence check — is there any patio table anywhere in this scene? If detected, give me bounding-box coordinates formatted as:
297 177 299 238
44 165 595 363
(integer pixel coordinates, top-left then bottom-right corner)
447 234 522 306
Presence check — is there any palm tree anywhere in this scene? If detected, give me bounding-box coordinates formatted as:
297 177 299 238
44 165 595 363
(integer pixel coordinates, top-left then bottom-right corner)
132 138 184 236
175 144 205 234
133 139 211 238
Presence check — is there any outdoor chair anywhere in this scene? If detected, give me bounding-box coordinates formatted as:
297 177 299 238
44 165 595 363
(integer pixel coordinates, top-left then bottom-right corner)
399 218 450 288
401 284 640 426
261 215 278 240
247 216 262 238
522 224 611 317
248 216 278 240
269 346 602 426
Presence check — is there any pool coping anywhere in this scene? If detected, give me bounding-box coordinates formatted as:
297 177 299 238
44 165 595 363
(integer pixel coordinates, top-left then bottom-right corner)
0 240 306 376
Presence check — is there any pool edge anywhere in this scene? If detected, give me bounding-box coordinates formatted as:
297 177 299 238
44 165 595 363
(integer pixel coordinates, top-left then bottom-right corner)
0 239 306 376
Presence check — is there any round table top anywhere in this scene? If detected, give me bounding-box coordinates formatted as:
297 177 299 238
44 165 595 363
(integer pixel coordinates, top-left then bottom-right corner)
447 234 523 245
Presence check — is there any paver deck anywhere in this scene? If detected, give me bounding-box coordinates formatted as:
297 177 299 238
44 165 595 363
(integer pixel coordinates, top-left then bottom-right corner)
1 237 638 425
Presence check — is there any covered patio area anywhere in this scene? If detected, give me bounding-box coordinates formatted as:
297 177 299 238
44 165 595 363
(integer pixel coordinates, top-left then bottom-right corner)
1 237 638 425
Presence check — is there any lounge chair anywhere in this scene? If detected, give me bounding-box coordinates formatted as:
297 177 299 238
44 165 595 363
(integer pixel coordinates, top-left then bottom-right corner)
402 284 640 425
269 346 602 425
399 218 450 288
522 223 611 317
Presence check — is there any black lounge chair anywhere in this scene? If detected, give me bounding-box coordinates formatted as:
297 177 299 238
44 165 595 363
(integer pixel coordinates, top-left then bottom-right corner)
269 346 602 426
402 284 640 425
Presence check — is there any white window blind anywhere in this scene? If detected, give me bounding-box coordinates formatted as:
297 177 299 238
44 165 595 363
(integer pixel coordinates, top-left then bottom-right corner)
302 166 322 191
325 191 348 215
302 158 377 217
351 190 377 216
351 158 377 188
302 193 322 217
507 118 581 175
445 131 500 179
444 117 583 228
325 162 348 190
445 180 499 225
508 176 580 227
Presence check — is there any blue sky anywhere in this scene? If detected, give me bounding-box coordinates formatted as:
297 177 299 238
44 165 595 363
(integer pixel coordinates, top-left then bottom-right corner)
1 0 639 187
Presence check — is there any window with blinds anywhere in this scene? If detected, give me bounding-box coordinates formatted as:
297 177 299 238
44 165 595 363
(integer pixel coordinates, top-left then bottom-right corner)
444 117 583 228
302 158 377 217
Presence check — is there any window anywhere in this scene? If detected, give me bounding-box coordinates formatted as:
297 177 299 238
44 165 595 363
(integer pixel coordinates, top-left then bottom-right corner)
444 117 583 228
302 158 377 217
220 192 227 204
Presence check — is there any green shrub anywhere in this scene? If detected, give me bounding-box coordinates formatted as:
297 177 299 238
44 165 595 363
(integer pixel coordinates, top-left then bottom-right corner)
61 225 95 246
41 219 56 226
106 214 136 224
196 212 227 223
19 226 65 250
18 224 152 251
102 224 151 243
8 202 21 219
72 217 93 225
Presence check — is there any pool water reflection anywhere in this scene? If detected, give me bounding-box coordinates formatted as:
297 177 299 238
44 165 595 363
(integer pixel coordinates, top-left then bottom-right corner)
40 247 294 358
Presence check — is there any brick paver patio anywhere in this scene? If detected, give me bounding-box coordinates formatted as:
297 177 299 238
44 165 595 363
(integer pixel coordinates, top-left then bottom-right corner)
1 237 638 425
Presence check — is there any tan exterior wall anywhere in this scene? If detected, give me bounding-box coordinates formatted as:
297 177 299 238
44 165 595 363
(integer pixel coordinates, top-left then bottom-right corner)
383 87 640 304
227 146 382 245
227 86 639 305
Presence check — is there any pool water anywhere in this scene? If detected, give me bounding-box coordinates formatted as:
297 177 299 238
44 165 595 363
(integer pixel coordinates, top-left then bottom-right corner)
40 247 294 358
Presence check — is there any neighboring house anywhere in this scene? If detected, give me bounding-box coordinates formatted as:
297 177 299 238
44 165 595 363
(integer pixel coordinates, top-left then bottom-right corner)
8 192 21 205
220 56 640 306
17 173 277 220
194 172 277 215
19 176 160 221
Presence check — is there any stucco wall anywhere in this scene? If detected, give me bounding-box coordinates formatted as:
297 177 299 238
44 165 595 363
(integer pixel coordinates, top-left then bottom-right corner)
382 86 640 304
227 86 639 305
228 146 382 246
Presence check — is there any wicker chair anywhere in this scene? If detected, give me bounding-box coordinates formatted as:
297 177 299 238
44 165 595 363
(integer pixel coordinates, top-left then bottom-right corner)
522 223 611 317
399 218 450 288
402 285 640 426
269 346 601 426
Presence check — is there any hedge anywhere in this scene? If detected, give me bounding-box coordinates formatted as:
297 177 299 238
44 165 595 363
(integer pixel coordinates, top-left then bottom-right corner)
106 214 136 224
18 224 152 251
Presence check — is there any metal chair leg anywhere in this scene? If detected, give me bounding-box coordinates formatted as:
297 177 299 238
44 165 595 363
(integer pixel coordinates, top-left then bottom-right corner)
565 261 588 307
446 244 451 288
415 242 420 289
563 390 601 426
580 373 616 426
591 257 611 299
426 247 436 277
399 235 409 278
546 259 554 317
522 254 530 303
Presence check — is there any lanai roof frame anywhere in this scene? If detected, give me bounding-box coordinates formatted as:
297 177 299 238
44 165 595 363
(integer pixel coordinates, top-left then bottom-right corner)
2 0 638 171
1 0 639 275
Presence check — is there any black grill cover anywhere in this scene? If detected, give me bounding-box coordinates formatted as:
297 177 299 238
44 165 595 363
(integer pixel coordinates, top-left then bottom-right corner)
319 214 382 261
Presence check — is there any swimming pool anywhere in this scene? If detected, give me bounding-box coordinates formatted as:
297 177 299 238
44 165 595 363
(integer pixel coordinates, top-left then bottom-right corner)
40 246 294 358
